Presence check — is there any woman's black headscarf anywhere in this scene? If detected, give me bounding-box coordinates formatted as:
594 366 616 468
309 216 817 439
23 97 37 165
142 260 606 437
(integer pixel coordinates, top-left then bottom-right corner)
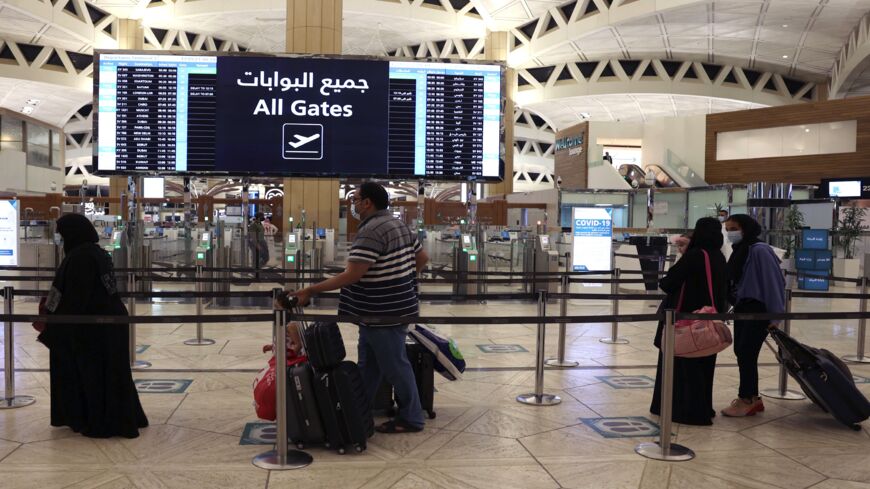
56 213 99 254
726 213 763 286
688 217 724 251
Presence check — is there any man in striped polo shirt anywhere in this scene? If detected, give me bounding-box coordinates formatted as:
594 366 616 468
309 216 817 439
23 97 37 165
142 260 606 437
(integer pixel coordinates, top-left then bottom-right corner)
292 182 428 433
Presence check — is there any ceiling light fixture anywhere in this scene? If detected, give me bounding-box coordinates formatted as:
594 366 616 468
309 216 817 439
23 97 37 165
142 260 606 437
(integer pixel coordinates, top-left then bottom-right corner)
782 24 788 28
579 112 591 119
782 55 789 59
20 106 34 115
26 99 40 106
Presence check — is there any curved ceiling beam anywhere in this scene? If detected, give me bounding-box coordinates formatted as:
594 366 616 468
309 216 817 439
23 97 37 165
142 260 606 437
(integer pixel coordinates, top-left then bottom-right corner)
0 38 93 91
514 58 815 110
141 0 485 33
506 0 707 67
0 0 118 49
829 14 870 99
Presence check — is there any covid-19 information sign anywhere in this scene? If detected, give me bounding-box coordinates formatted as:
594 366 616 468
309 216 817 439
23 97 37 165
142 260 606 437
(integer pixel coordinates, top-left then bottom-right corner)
572 207 612 272
0 200 19 266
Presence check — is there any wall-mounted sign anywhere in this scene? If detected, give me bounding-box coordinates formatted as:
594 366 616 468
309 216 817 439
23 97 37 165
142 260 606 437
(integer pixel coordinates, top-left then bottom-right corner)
572 206 612 272
0 200 19 266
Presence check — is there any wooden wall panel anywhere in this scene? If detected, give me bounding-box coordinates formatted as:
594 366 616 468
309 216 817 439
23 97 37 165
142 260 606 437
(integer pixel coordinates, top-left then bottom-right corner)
706 96 870 184
554 122 589 189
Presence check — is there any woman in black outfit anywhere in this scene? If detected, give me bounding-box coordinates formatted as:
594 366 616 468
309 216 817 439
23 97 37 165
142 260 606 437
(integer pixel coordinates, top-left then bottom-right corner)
650 217 729 425
38 214 148 438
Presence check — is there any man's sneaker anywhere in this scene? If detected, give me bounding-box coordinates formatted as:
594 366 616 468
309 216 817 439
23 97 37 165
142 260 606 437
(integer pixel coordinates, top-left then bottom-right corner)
721 397 764 417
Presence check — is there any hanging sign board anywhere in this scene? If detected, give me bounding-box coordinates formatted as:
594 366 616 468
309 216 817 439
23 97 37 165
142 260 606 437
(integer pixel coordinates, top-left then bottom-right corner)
0 200 19 266
572 207 612 272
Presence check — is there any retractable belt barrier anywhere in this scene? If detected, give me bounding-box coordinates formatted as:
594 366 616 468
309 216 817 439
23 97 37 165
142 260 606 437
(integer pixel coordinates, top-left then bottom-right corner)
4 284 870 465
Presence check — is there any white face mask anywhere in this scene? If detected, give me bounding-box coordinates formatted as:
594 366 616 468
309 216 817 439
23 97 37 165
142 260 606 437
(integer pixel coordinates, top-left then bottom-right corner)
718 216 726 222
727 230 743 244
350 202 360 220
53 233 62 245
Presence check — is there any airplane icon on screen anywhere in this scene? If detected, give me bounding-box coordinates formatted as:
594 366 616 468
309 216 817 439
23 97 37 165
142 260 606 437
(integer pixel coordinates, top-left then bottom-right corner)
288 134 320 148
282 123 323 160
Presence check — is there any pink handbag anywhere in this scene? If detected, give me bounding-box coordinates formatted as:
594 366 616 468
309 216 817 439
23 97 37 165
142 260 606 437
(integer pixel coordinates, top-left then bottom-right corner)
673 250 733 358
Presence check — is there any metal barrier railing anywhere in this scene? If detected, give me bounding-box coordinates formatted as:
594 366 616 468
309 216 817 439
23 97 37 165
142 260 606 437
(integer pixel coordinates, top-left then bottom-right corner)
2 289 870 465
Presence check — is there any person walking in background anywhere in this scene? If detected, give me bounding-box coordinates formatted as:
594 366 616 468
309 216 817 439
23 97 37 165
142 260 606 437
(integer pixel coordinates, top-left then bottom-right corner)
651 217 728 425
38 214 148 438
248 212 269 268
721 214 785 417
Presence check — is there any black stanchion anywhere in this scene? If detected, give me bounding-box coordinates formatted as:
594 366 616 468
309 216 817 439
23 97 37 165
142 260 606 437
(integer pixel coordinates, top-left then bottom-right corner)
1 286 36 409
127 275 151 370
761 289 804 400
517 290 561 406
252 288 312 470
844 276 870 364
635 309 694 461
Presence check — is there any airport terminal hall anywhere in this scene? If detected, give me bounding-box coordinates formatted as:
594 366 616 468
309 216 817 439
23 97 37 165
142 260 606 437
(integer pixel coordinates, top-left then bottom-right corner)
6 0 870 488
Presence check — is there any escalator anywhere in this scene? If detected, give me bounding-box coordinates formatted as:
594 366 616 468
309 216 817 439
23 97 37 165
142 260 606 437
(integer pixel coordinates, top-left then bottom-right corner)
645 164 680 188
618 164 654 188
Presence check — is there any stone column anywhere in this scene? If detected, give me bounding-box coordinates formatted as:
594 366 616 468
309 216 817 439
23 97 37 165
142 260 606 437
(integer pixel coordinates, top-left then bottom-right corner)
108 19 144 216
484 31 515 198
282 0 342 230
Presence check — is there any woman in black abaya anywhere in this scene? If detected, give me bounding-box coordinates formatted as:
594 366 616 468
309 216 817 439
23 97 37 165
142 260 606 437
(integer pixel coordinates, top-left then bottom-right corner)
650 217 728 426
38 214 148 438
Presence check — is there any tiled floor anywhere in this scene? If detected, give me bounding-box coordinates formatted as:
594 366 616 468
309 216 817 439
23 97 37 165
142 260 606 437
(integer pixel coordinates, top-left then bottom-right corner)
1 281 870 488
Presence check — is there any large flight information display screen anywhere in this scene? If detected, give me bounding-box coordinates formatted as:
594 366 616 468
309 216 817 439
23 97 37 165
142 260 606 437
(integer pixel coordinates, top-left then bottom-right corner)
95 53 503 180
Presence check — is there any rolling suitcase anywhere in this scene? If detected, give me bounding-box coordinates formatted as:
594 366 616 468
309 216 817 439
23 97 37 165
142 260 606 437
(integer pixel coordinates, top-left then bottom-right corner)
374 339 436 419
302 322 347 370
767 327 870 430
312 360 375 454
286 362 326 449
281 296 373 454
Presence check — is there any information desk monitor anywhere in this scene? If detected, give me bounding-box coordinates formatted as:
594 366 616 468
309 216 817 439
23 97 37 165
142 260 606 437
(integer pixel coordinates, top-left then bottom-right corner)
94 53 503 181
538 234 550 251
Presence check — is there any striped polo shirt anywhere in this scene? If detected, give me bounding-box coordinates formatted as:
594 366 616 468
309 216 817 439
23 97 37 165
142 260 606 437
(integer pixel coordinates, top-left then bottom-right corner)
339 209 421 327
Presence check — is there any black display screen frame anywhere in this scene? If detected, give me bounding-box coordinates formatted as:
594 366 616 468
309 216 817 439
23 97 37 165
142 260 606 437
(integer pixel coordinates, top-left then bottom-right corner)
91 50 507 182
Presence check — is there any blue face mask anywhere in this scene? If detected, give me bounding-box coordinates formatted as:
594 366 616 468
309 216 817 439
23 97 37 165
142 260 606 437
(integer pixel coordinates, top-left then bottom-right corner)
727 230 743 244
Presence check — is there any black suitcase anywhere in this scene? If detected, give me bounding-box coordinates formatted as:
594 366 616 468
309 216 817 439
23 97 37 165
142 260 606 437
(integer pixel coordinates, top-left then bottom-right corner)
374 339 436 420
768 327 870 430
312 361 375 454
286 362 326 449
302 322 346 370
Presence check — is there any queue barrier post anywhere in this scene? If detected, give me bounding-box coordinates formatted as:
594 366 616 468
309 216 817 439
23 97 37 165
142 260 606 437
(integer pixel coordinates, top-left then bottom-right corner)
601 268 629 345
762 289 805 400
517 290 561 406
1 286 35 409
635 309 695 461
844 276 870 364
128 275 151 369
184 264 216 346
546 275 579 367
253 289 313 470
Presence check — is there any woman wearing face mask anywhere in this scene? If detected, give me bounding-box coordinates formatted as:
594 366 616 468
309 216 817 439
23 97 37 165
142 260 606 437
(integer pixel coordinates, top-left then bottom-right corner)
38 214 148 438
721 214 785 417
651 218 728 425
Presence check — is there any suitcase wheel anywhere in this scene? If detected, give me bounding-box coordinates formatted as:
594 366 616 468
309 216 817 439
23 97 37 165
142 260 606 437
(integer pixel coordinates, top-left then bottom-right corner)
852 424 862 431
338 447 346 455
428 410 436 420
354 445 364 453
296 442 305 450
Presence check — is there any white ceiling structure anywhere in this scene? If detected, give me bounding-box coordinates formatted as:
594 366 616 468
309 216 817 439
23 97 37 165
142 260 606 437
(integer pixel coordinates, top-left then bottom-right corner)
2 0 870 186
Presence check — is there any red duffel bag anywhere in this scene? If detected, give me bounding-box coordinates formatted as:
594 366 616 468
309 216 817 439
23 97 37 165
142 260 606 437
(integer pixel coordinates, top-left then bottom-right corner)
253 353 306 421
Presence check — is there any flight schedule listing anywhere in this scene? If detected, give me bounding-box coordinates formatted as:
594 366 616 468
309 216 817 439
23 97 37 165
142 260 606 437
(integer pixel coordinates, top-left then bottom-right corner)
95 54 502 180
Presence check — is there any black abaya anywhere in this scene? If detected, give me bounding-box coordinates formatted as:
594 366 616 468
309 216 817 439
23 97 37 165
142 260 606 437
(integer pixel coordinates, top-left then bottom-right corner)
40 227 148 438
650 247 728 426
